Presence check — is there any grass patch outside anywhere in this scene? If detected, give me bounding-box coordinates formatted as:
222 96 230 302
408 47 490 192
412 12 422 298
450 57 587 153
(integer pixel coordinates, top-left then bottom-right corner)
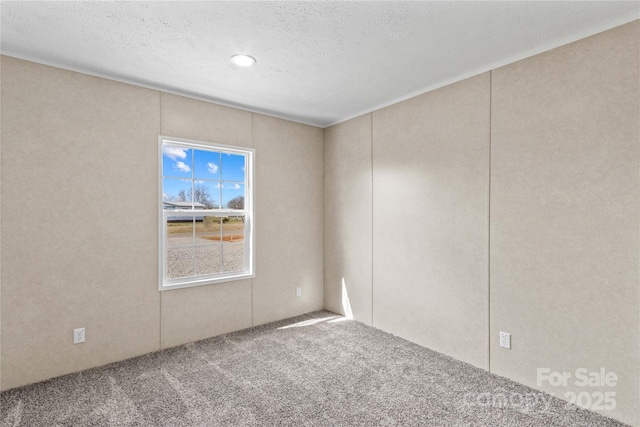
167 218 244 235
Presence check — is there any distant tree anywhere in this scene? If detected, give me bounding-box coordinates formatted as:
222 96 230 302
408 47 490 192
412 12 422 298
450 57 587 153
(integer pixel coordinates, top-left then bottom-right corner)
227 196 244 210
168 185 216 208
193 184 216 209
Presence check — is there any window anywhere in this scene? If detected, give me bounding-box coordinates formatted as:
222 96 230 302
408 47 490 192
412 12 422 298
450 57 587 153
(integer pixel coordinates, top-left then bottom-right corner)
159 136 254 290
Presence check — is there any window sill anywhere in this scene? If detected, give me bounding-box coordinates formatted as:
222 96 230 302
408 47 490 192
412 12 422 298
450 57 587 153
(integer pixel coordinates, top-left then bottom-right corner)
159 272 255 291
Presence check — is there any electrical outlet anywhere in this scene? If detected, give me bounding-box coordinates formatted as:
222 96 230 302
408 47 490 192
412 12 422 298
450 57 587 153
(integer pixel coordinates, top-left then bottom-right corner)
296 287 302 297
73 328 85 344
499 331 511 349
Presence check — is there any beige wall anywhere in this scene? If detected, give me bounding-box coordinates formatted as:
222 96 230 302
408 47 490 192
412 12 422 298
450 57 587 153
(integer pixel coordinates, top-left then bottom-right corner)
324 77 491 369
372 73 490 370
0 56 324 390
490 21 639 425
324 20 639 426
1 57 162 390
252 114 324 325
324 113 373 324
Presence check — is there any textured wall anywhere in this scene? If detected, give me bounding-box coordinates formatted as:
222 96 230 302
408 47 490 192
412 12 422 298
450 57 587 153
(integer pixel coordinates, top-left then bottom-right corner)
1 57 161 389
324 75 491 368
0 56 324 390
372 73 490 370
324 114 373 324
252 114 324 325
490 21 639 425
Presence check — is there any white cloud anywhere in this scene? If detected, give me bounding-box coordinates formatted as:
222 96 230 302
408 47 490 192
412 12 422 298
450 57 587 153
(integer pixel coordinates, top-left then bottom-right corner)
215 183 223 189
207 162 219 174
175 161 191 172
163 146 188 160
231 183 241 190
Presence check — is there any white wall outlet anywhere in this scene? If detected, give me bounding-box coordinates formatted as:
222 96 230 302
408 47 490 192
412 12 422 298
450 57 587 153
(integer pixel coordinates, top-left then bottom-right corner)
296 287 302 297
499 331 511 349
73 328 85 344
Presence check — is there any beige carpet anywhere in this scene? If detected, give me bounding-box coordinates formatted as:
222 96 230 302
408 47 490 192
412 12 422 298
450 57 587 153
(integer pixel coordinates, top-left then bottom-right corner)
0 311 627 426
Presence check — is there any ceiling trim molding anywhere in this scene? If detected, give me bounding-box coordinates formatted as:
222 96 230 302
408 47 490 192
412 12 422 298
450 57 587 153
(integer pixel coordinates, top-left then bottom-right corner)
2 14 638 129
0 50 323 128
325 14 640 128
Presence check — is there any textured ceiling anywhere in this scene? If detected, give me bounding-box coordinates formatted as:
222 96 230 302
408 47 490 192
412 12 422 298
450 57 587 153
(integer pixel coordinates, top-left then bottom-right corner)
2 1 638 127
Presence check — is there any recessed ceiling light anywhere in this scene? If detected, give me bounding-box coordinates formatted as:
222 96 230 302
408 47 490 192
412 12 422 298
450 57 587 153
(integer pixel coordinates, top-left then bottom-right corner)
231 54 256 67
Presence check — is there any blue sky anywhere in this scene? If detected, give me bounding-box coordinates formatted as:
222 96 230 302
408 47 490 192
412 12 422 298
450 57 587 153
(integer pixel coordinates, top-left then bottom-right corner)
162 145 245 208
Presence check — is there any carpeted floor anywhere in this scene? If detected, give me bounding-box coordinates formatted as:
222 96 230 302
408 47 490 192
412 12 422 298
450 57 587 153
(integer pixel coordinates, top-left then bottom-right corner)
0 311 627 426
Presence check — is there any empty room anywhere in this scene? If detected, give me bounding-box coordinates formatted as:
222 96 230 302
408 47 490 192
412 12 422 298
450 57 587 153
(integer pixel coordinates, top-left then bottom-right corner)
1 1 639 426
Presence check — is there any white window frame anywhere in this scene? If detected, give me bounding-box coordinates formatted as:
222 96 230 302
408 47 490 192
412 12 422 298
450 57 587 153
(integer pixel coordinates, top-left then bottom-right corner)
158 136 255 291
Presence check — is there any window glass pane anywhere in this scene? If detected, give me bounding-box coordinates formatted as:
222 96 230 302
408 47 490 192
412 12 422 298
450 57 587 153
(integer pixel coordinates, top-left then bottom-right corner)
163 178 192 209
167 247 194 279
195 245 222 275
222 243 244 273
222 215 245 243
195 215 222 243
166 218 193 248
193 150 220 181
192 181 219 209
221 153 245 182
222 183 245 209
162 145 192 178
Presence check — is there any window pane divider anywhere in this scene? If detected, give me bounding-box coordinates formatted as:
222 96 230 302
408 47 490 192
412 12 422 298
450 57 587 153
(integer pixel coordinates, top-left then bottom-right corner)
164 209 245 215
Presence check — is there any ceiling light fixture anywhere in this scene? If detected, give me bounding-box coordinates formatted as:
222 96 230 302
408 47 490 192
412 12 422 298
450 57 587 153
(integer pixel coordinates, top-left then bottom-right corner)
231 54 256 67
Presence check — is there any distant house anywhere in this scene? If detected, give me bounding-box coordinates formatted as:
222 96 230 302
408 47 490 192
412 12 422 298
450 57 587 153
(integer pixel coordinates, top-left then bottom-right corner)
163 200 205 210
163 200 206 222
